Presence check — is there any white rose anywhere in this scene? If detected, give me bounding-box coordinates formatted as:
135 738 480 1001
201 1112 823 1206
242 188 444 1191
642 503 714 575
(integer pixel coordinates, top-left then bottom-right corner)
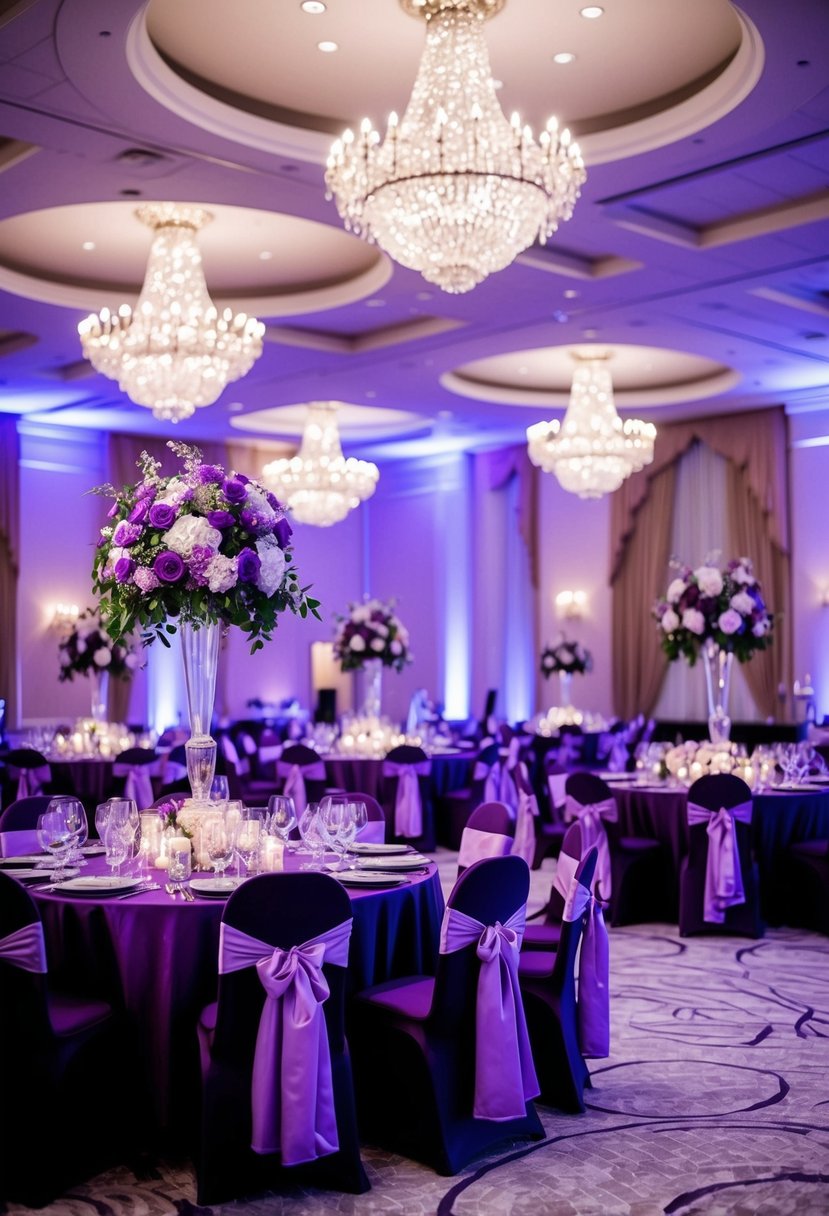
164 515 222 559
370 637 385 652
93 648 112 667
158 477 190 506
682 608 705 635
661 608 680 633
694 565 723 597
731 564 753 585
351 606 371 624
255 538 287 596
350 635 366 652
729 590 754 615
666 578 686 604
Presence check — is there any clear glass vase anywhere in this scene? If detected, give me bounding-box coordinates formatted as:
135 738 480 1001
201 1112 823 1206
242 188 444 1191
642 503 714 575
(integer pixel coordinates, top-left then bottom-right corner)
90 669 109 723
180 620 220 804
702 640 733 744
558 670 573 708
362 658 383 719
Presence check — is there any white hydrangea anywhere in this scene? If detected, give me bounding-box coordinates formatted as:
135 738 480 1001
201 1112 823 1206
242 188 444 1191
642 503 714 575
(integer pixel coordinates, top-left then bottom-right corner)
666 578 686 604
163 515 222 559
93 647 112 667
370 637 385 652
661 608 680 633
350 635 366 652
730 590 754 615
682 608 706 635
694 565 723 597
351 605 371 624
204 554 237 594
158 477 191 506
255 537 287 596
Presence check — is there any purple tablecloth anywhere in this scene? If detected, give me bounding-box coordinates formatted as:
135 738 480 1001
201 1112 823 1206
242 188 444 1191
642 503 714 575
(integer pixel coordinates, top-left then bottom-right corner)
323 750 472 801
32 855 444 1136
611 782 829 923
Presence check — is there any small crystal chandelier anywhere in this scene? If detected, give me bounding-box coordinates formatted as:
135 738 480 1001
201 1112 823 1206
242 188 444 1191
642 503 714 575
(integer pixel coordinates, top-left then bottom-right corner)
325 0 586 295
261 402 380 527
78 204 264 423
527 354 657 499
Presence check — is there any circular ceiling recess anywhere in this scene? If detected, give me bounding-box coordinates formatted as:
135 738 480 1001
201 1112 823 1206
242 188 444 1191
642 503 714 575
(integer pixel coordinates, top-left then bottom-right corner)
131 0 761 165
230 401 428 441
0 201 390 313
443 343 740 408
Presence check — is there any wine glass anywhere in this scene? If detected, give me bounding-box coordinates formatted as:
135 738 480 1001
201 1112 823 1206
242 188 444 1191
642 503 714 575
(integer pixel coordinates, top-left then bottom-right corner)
36 808 73 882
234 816 262 877
61 798 88 866
267 795 297 847
168 841 192 894
204 817 235 888
298 804 325 871
346 801 368 866
210 776 230 805
103 823 129 878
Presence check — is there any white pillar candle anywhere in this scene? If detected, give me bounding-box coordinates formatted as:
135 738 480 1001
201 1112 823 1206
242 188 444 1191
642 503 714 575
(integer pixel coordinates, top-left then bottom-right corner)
262 837 284 872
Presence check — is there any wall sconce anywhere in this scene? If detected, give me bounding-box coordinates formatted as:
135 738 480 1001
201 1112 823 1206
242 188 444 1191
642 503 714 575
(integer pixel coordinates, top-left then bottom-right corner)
51 602 79 632
555 589 587 620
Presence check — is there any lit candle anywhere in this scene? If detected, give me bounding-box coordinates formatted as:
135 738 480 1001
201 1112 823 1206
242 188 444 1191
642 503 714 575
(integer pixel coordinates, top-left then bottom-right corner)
262 838 284 872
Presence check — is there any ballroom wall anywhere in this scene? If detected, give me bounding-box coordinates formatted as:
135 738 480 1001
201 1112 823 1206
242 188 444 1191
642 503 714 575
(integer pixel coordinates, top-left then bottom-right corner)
13 410 829 731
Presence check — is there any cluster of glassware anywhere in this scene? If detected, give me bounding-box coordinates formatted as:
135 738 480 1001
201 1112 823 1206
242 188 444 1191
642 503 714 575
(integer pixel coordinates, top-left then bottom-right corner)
333 715 419 758
532 708 609 736
28 723 157 759
634 739 829 790
35 795 90 881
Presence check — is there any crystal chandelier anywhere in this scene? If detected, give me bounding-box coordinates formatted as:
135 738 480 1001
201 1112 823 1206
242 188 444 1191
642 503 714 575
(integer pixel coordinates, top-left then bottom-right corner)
527 354 656 499
261 402 380 527
78 204 264 423
325 0 586 295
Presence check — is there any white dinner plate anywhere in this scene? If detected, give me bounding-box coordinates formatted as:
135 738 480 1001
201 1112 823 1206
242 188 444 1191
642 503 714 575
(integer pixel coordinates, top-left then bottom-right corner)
51 876 143 895
190 877 241 898
349 842 411 856
7 868 56 881
0 854 51 867
774 782 822 793
337 872 409 887
357 854 429 871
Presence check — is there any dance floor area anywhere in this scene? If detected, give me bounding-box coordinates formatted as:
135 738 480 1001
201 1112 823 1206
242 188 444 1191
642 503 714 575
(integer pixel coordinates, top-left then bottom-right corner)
11 854 829 1216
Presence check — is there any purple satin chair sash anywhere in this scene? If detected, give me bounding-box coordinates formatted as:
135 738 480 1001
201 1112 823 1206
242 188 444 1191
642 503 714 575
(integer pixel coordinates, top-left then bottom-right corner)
112 762 154 811
221 736 250 778
0 829 41 857
562 877 610 1058
11 765 50 800
687 799 752 923
553 849 578 901
511 786 539 868
0 922 47 973
439 905 539 1120
276 761 326 816
483 761 503 806
564 795 617 900
219 917 352 1164
382 759 431 838
547 771 568 811
458 826 513 869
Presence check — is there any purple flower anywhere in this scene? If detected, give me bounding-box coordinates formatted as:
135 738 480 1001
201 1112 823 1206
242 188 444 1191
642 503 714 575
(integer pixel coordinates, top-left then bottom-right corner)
113 520 142 547
153 550 185 582
236 473 251 485
97 532 109 549
274 517 293 549
148 502 176 529
129 498 150 525
207 509 235 530
198 464 224 485
223 478 248 505
136 481 158 501
265 490 281 512
188 544 214 587
134 567 160 593
107 501 119 518
237 547 261 583
114 556 136 584
240 508 261 533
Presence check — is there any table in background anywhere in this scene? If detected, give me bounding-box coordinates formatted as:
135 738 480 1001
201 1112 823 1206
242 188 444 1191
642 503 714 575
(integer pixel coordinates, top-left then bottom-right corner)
322 749 473 802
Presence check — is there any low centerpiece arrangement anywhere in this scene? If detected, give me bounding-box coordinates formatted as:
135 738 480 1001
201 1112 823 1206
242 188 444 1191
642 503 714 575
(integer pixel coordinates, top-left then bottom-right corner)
57 608 140 722
540 635 592 713
333 597 411 719
653 556 773 742
92 441 320 808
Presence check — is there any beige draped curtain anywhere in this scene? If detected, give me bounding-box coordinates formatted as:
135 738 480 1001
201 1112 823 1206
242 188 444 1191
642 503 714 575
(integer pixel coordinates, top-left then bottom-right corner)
0 418 20 730
610 408 790 720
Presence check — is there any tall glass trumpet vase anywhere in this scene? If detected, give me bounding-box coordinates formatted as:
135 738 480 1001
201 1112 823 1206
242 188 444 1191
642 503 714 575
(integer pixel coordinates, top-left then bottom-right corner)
90 669 109 723
558 670 573 709
702 641 734 744
181 621 220 805
362 658 383 719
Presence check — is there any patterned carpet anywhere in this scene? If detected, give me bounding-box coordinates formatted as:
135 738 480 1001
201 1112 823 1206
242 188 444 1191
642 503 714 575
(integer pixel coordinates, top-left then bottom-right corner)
7 855 829 1216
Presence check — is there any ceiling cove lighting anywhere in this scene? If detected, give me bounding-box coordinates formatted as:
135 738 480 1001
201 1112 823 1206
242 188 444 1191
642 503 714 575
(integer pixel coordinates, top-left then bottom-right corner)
526 353 656 499
261 402 380 526
325 0 586 295
78 204 264 423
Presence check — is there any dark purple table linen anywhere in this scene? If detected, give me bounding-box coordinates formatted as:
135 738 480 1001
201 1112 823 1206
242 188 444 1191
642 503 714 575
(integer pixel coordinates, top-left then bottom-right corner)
323 751 470 803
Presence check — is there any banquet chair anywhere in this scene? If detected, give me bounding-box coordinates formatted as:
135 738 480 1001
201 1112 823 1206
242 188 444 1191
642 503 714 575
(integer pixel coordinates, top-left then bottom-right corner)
565 772 664 927
531 756 568 869
437 741 500 849
349 791 387 844
196 872 369 1204
523 821 585 952
511 761 540 868
349 855 543 1175
381 744 435 852
457 800 514 874
276 743 328 814
1 747 54 804
518 846 606 1112
0 794 51 856
679 774 763 938
785 838 829 934
111 746 159 809
0 871 125 1206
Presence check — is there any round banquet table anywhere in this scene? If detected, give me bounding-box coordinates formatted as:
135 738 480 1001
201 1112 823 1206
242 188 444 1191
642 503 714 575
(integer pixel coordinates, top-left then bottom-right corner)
610 780 829 923
322 748 473 801
32 853 444 1138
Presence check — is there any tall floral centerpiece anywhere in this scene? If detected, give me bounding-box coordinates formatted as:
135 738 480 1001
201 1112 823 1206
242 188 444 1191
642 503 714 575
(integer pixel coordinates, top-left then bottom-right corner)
58 608 140 722
92 442 319 804
540 636 592 709
653 556 773 743
333 597 411 718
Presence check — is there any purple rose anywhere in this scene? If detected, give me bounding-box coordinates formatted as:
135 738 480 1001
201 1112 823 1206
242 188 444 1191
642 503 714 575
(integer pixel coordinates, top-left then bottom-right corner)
198 464 224 485
113 520 142 547
237 547 261 583
273 517 293 549
236 473 251 485
114 556 136 584
107 501 119 518
222 478 248 505
153 550 185 582
240 508 259 532
97 532 109 549
149 502 176 529
129 498 150 525
207 509 235 529
265 490 281 512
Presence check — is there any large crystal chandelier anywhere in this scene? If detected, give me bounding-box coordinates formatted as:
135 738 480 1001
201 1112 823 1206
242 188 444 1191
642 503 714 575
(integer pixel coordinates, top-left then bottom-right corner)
325 0 586 295
527 354 656 499
261 402 380 527
78 204 264 423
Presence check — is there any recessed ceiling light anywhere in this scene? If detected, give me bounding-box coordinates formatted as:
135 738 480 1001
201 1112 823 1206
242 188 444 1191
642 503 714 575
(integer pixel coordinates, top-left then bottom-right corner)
580 5 604 17
81 241 96 251
301 0 326 12
259 250 273 261
317 40 338 52
365 298 386 308
564 289 579 299
553 52 576 65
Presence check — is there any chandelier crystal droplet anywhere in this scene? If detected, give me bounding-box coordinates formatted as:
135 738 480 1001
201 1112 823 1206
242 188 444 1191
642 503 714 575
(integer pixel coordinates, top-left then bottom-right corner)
78 204 264 423
325 0 586 294
527 356 656 499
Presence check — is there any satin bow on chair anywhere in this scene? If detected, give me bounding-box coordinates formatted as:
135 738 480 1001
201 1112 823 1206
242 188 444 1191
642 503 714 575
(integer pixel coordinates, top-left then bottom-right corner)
11 764 50 800
439 905 539 1120
276 761 326 816
687 800 752 923
457 826 514 869
562 876 610 1058
564 795 617 901
219 918 352 1164
511 784 539 869
112 762 154 811
481 760 503 806
0 922 47 973
382 759 431 838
